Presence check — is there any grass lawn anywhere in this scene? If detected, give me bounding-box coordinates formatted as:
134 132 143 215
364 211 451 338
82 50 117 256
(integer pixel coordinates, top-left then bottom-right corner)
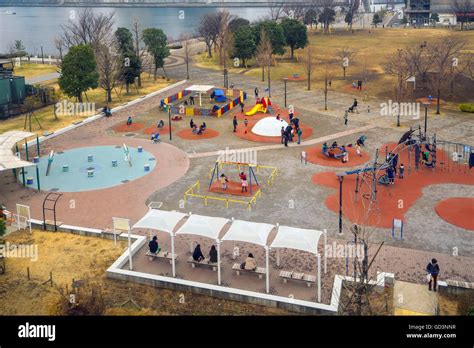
0 229 290 315
0 74 175 136
13 62 58 79
198 28 474 109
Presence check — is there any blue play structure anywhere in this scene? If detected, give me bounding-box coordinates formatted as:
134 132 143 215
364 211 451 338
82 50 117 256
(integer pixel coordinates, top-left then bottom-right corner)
214 89 226 103
20 146 156 192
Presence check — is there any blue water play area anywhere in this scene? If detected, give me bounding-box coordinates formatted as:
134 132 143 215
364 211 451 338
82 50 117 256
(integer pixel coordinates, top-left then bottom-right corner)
21 145 156 192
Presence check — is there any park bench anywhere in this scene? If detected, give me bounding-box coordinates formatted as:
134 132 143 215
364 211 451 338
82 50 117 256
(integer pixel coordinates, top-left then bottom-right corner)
279 270 316 287
146 250 178 264
232 263 266 279
187 256 219 271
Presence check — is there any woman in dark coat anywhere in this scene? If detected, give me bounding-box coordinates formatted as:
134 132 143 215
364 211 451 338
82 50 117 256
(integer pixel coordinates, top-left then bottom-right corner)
192 244 205 262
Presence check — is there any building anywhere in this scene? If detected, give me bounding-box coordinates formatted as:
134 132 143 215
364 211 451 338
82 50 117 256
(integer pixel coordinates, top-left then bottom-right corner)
369 0 405 13
406 0 474 26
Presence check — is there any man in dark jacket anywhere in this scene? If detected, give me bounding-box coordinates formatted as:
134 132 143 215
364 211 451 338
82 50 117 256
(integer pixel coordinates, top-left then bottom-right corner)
426 258 440 291
148 236 160 254
233 116 238 132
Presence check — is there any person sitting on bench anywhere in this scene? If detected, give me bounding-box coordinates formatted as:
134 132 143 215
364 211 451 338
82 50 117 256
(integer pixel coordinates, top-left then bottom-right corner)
126 116 133 125
148 236 161 255
201 122 207 131
240 253 257 271
157 120 164 129
192 244 205 262
102 105 112 117
209 245 218 264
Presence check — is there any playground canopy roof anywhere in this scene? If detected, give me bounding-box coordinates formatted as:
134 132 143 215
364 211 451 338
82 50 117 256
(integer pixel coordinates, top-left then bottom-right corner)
0 130 35 171
185 85 215 93
270 226 323 255
132 209 187 234
175 214 229 241
221 219 275 247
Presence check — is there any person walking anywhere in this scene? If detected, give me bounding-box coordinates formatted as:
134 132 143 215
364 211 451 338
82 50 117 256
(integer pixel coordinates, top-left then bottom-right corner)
426 259 440 292
232 116 238 132
355 143 362 157
254 87 259 99
244 118 249 134
344 110 348 126
281 126 285 144
283 130 289 147
240 101 245 113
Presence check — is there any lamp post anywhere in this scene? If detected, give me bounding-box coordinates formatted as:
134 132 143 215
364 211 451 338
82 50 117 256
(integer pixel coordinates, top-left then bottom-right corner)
336 173 345 235
283 78 288 108
423 102 429 137
168 106 172 141
223 68 228 89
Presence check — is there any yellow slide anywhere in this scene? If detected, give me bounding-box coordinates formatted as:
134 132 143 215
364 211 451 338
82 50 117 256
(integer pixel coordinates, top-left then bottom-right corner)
245 104 267 116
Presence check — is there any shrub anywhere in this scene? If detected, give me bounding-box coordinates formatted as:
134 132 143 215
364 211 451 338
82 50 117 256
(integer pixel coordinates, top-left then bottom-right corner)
0 219 5 238
459 103 474 113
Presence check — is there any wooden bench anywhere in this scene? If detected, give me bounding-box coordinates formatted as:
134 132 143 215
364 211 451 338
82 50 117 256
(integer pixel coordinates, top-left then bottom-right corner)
188 257 219 271
279 270 316 287
146 250 178 264
232 263 266 279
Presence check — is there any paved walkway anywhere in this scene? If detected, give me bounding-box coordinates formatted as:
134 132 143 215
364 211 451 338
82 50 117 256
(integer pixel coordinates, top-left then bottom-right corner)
26 72 60 84
188 124 376 158
393 280 439 315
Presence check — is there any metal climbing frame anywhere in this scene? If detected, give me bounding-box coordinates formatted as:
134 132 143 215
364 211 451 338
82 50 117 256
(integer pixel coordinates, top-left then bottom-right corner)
42 192 63 231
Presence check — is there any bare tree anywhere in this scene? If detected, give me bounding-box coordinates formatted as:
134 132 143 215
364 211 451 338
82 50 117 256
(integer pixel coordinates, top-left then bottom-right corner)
216 11 235 67
60 8 115 50
96 43 120 103
337 46 358 78
385 49 412 126
301 44 317 90
198 13 221 58
131 20 145 88
268 0 285 21
256 29 273 83
283 4 306 20
425 38 466 114
461 52 474 80
180 33 192 80
451 0 473 30
404 44 437 88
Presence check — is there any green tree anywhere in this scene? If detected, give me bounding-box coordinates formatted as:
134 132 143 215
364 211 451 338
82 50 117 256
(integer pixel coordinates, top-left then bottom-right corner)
430 13 440 27
115 27 134 54
120 52 140 94
401 16 408 26
253 21 286 56
229 18 250 33
304 9 318 29
319 7 336 34
58 44 99 102
233 26 256 67
142 28 170 80
281 18 308 60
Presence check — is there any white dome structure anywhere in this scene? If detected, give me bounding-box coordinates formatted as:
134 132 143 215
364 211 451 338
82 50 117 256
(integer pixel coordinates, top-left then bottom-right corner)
251 117 289 137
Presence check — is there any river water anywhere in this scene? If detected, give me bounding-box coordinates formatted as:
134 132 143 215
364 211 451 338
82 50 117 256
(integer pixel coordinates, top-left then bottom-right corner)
0 6 269 55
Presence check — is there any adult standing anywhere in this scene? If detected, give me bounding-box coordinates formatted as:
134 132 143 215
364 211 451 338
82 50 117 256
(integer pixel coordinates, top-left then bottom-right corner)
426 259 440 292
254 87 259 99
233 116 238 132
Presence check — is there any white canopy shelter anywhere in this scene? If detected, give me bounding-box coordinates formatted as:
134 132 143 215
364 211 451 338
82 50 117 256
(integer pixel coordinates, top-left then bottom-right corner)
132 209 187 277
185 85 215 106
270 225 326 302
0 130 35 171
221 219 275 293
175 213 229 285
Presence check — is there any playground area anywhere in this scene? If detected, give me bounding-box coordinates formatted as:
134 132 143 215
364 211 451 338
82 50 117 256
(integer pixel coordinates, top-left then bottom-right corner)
1 57 473 315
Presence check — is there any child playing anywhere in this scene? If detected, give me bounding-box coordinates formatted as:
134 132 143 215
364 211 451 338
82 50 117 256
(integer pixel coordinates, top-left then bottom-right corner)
399 164 405 178
239 172 248 193
219 174 228 190
355 144 362 157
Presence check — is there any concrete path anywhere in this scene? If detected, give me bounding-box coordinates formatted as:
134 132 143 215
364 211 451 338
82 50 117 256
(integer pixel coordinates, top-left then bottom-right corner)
26 72 60 84
188 124 376 158
393 280 439 315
